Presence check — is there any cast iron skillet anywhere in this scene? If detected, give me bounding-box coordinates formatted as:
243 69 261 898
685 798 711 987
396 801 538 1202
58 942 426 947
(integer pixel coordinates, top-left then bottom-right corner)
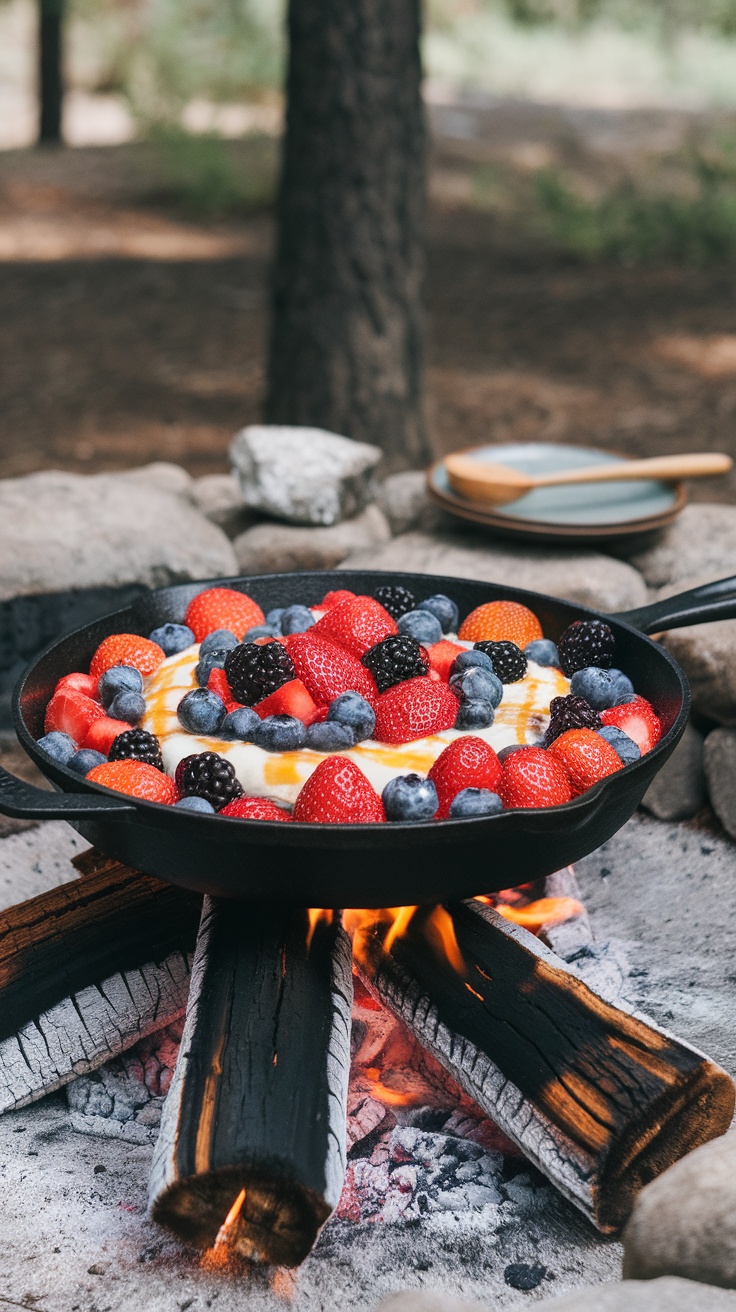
1 570 735 908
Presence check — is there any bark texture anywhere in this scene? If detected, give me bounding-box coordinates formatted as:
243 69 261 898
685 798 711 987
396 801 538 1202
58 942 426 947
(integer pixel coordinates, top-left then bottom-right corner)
266 0 429 469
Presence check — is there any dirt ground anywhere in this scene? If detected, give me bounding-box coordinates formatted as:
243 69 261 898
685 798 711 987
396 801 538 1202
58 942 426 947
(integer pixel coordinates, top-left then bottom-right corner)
2 105 736 503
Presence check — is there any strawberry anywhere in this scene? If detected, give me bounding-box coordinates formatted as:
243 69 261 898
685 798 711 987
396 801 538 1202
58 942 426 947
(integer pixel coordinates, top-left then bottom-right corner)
293 756 385 823
314 595 397 658
254 678 320 725
426 640 465 683
287 632 378 706
547 728 622 796
458 601 543 648
320 589 356 609
184 587 264 642
55 672 99 699
498 747 572 809
373 676 458 745
220 796 293 821
90 634 164 683
44 688 105 744
83 716 135 756
600 696 661 755
206 667 242 713
87 759 179 804
429 736 502 818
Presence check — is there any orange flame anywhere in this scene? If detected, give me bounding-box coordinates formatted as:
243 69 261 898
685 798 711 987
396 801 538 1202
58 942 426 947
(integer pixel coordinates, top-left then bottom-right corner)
342 905 465 976
306 908 334 948
494 897 582 931
199 1187 247 1270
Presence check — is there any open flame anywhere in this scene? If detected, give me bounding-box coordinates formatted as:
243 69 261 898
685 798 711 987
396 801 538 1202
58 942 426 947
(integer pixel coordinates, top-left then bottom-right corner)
200 1188 247 1270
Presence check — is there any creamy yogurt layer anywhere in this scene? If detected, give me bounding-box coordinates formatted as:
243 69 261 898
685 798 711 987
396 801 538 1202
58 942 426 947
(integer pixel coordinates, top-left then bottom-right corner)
141 645 569 807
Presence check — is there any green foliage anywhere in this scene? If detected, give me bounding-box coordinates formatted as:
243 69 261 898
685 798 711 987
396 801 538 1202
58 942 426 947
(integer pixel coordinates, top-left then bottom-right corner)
149 127 278 216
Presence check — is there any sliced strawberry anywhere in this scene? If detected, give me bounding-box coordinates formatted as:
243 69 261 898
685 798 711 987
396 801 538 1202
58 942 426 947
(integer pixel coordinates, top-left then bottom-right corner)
600 695 661 755
87 759 178 804
498 747 572 809
207 667 242 713
429 736 502 818
547 728 622 796
254 678 321 725
287 632 378 706
313 595 397 658
83 716 135 756
426 640 466 683
220 797 293 821
293 756 385 823
44 689 106 745
373 676 458 745
55 672 99 699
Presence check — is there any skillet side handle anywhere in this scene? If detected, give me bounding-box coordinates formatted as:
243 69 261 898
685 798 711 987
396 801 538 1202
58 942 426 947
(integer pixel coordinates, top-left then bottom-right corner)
0 764 136 821
615 575 736 635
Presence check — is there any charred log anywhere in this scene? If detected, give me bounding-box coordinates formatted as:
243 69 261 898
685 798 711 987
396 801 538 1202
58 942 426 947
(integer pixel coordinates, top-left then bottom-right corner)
149 901 353 1266
356 900 735 1233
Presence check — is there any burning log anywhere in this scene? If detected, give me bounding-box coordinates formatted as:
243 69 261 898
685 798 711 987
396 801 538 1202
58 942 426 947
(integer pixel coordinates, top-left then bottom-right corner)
0 851 199 1111
351 900 735 1233
149 900 353 1267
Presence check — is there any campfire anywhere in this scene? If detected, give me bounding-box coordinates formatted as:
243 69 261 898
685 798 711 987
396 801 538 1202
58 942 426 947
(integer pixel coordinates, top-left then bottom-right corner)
0 850 732 1271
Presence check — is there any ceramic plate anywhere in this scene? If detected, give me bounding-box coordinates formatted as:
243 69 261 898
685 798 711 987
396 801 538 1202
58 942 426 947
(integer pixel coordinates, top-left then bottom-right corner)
427 442 686 544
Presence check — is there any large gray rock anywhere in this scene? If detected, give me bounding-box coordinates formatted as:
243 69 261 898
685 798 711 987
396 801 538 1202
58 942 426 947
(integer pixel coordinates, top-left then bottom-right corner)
663 617 736 725
630 504 736 589
538 1277 736 1309
0 470 237 601
641 723 706 821
233 504 391 574
704 728 736 838
116 461 194 499
340 531 647 612
376 471 445 535
230 425 382 526
190 472 256 538
623 1132 736 1290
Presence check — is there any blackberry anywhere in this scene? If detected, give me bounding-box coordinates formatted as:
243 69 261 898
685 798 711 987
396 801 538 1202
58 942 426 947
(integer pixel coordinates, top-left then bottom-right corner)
109 728 163 772
224 641 295 705
373 584 416 620
362 634 429 693
475 640 527 684
558 619 615 677
543 694 601 747
175 751 243 810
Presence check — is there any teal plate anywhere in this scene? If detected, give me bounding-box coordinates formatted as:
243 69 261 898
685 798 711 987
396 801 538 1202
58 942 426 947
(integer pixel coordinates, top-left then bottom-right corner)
428 442 686 544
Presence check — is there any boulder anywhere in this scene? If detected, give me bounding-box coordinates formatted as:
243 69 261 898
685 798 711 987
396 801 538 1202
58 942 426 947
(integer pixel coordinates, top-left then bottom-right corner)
233 504 392 574
537 1277 736 1310
641 723 706 821
629 504 736 589
704 729 736 839
230 425 381 526
0 470 237 602
376 471 445 535
190 472 256 538
663 617 736 725
623 1131 736 1291
340 531 647 613
116 461 195 499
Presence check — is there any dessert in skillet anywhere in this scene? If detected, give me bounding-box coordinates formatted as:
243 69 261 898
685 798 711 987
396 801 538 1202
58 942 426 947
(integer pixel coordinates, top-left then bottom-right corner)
38 584 661 822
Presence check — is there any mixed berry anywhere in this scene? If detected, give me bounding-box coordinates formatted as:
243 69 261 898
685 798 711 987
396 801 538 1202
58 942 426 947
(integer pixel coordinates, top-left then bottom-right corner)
37 583 662 824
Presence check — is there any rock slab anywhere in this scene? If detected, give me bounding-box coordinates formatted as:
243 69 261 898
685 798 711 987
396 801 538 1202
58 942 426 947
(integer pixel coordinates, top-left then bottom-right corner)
230 425 382 526
664 616 736 725
233 504 392 574
641 722 706 821
704 728 736 839
377 470 445 535
623 1131 736 1291
340 530 647 613
540 1276 736 1309
630 504 736 589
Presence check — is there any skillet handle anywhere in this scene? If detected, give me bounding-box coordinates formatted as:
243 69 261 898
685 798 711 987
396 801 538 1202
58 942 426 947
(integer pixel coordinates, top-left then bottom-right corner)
615 575 736 635
0 764 136 820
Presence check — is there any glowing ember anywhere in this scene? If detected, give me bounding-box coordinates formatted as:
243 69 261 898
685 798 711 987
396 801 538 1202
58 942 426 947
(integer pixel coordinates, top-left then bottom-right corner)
199 1188 247 1270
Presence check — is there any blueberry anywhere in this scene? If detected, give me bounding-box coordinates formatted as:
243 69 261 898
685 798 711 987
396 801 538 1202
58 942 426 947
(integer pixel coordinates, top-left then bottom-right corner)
417 593 459 634
497 743 528 762
107 690 146 723
305 721 355 752
570 666 634 711
450 649 494 678
397 609 443 646
450 666 503 709
177 688 227 734
449 788 503 818
327 691 376 743
597 725 641 765
253 715 306 752
280 605 315 635
382 774 439 822
200 629 238 656
97 665 143 710
525 638 560 668
37 731 75 765
244 625 282 642
220 707 261 741
195 647 230 687
69 748 107 776
174 794 216 813
266 607 285 629
149 623 195 656
455 700 495 730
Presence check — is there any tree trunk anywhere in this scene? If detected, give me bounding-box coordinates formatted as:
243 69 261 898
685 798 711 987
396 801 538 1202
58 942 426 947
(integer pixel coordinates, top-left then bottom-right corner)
265 0 430 470
38 0 64 144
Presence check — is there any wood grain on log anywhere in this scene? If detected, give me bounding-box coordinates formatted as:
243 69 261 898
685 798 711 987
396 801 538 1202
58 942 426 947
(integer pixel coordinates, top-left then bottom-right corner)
149 901 353 1266
357 900 735 1233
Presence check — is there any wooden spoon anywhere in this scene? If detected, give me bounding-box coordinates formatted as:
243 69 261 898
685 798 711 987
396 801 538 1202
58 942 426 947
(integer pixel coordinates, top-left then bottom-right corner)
444 451 733 507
